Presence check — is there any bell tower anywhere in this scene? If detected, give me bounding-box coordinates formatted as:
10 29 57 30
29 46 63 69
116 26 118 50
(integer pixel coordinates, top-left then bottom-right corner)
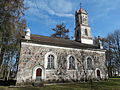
75 8 93 44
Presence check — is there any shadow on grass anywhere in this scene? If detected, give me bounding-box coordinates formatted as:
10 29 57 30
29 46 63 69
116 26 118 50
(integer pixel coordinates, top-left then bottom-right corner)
0 78 120 90
0 80 16 86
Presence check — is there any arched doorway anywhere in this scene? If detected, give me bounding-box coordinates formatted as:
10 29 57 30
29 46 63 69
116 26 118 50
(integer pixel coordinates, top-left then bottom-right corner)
97 69 101 78
36 68 42 81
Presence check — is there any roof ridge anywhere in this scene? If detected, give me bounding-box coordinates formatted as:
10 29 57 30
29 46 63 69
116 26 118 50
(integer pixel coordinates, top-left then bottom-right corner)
28 34 99 49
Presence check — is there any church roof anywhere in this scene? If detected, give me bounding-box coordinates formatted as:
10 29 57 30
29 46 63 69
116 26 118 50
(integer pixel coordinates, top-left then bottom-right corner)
80 8 87 13
21 34 99 49
76 8 88 14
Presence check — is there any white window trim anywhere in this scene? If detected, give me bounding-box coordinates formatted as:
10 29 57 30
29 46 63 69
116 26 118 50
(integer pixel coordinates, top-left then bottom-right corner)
95 68 102 78
32 65 45 81
44 52 57 70
67 55 77 71
85 56 94 71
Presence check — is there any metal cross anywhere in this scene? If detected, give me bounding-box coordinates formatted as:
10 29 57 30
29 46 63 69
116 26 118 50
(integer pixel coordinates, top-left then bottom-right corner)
80 3 82 8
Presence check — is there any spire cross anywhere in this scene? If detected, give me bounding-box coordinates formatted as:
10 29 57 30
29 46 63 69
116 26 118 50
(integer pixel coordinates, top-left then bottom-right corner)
80 3 82 9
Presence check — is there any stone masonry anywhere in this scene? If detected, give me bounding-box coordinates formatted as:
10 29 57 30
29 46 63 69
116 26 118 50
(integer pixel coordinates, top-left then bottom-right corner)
16 42 107 84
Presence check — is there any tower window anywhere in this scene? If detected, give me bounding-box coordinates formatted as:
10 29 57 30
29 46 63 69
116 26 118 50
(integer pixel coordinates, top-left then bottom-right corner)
85 29 88 36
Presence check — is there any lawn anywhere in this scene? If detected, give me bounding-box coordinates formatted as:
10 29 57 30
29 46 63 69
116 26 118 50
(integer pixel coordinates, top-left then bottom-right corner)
0 78 120 90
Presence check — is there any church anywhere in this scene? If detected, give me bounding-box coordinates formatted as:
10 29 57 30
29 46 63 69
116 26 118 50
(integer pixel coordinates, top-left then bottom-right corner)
16 8 107 84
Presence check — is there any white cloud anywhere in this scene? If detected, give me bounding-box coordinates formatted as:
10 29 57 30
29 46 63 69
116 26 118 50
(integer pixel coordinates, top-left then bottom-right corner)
25 0 74 18
24 0 74 27
48 0 73 13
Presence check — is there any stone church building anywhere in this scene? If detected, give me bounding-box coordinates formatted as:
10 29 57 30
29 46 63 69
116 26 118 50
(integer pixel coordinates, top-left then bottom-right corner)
16 8 107 84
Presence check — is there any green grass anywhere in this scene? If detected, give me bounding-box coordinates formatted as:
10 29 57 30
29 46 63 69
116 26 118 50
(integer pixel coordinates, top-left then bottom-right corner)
0 78 120 90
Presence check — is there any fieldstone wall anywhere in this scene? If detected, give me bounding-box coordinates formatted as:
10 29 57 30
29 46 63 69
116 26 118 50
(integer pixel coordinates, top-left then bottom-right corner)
16 42 107 84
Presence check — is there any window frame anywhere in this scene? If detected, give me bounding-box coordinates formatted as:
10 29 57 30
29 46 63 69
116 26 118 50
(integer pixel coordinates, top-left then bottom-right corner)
86 56 93 70
32 65 45 81
47 54 55 69
67 55 77 71
85 29 88 36
44 52 57 70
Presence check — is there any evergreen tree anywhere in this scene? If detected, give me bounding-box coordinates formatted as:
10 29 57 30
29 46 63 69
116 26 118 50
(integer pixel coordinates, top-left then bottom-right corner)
51 23 70 39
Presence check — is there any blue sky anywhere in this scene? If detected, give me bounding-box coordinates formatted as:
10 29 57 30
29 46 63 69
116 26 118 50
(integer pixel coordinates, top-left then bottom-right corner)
25 0 120 39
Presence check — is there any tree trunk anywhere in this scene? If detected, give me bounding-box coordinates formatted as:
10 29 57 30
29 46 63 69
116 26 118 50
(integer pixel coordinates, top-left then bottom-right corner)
0 47 5 66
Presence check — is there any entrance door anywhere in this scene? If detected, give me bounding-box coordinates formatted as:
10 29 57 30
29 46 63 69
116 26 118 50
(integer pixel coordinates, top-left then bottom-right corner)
36 68 42 81
97 70 101 78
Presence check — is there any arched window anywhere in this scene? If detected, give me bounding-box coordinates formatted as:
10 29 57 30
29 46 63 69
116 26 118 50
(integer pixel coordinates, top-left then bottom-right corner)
69 56 75 70
85 29 88 36
47 54 54 69
87 57 92 70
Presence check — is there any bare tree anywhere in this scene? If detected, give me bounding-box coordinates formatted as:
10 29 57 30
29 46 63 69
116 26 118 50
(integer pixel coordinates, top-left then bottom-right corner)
0 0 26 80
94 30 120 77
106 30 120 76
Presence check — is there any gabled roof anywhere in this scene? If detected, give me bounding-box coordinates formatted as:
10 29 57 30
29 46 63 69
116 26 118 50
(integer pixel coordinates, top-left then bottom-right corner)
21 34 99 49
